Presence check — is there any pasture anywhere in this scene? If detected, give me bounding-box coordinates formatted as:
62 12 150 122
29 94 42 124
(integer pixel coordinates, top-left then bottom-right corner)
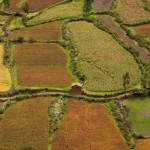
6 0 63 12
0 45 11 92
52 99 128 150
117 0 150 24
126 97 150 136
13 43 74 88
136 139 150 150
93 0 111 12
0 97 51 150
67 21 141 93
27 1 84 25
8 21 63 41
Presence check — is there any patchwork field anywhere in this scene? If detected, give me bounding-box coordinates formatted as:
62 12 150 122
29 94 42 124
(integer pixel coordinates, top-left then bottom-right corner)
8 21 63 41
67 21 141 92
6 0 63 12
13 43 74 87
0 97 51 150
117 0 150 24
98 16 149 61
0 45 11 92
93 0 111 12
52 99 128 150
126 97 150 136
135 24 150 37
136 139 150 150
27 1 84 25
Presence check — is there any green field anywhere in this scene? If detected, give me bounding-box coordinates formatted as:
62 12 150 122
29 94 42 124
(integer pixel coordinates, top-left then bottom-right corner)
126 97 150 136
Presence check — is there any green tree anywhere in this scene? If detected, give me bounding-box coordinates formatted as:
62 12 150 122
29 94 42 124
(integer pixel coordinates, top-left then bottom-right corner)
23 2 29 13
3 0 10 8
123 72 130 90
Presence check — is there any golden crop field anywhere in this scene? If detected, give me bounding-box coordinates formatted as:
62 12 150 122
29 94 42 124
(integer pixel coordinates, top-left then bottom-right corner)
52 99 128 150
0 97 51 150
27 1 84 25
117 0 150 24
67 21 141 92
136 139 150 150
0 45 11 92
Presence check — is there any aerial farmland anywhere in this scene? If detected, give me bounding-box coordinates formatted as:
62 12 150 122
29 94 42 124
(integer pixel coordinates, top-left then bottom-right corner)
0 0 150 150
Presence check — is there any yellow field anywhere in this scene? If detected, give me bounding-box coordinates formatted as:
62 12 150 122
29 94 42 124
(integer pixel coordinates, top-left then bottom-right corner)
67 21 141 92
117 0 150 23
136 139 150 150
0 97 51 150
0 45 11 92
27 1 84 25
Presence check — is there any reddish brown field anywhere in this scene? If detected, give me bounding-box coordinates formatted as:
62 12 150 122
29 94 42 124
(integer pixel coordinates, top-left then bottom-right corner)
52 99 128 150
7 0 63 12
135 24 150 37
8 21 62 41
98 16 149 62
0 97 51 150
93 0 111 12
14 43 74 87
136 139 150 150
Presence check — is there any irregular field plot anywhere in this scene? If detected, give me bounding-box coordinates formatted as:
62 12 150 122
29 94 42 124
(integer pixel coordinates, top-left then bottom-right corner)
8 21 62 41
14 43 74 87
0 45 11 92
117 0 150 24
126 97 150 136
135 24 150 37
0 97 51 150
52 99 128 150
6 0 63 12
93 0 111 12
67 21 141 92
136 139 150 150
27 1 84 25
98 16 149 61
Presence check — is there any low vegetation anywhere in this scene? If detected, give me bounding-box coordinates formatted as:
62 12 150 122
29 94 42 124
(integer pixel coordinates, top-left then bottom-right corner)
117 0 150 24
52 99 128 150
67 21 141 93
0 97 51 150
27 1 84 25
13 43 74 88
0 44 11 92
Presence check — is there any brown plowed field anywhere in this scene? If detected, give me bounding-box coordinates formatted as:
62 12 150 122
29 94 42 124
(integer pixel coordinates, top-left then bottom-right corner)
0 97 51 150
8 21 62 41
135 24 150 37
6 0 63 12
98 16 149 62
52 99 128 150
93 0 111 12
136 139 150 150
14 43 74 87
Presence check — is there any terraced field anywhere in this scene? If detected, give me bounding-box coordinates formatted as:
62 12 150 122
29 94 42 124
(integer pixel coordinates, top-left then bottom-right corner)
27 1 84 25
136 139 150 150
52 99 128 150
135 24 150 37
6 0 63 12
8 21 63 41
117 0 150 24
67 21 141 93
13 43 74 88
0 45 11 92
0 97 51 150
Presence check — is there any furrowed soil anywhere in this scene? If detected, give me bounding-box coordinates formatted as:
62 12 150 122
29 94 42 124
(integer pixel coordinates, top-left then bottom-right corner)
0 45 12 92
136 139 150 150
67 21 141 92
117 0 150 24
13 43 74 87
52 99 128 150
0 97 51 150
98 16 149 61
93 0 111 12
8 21 63 41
